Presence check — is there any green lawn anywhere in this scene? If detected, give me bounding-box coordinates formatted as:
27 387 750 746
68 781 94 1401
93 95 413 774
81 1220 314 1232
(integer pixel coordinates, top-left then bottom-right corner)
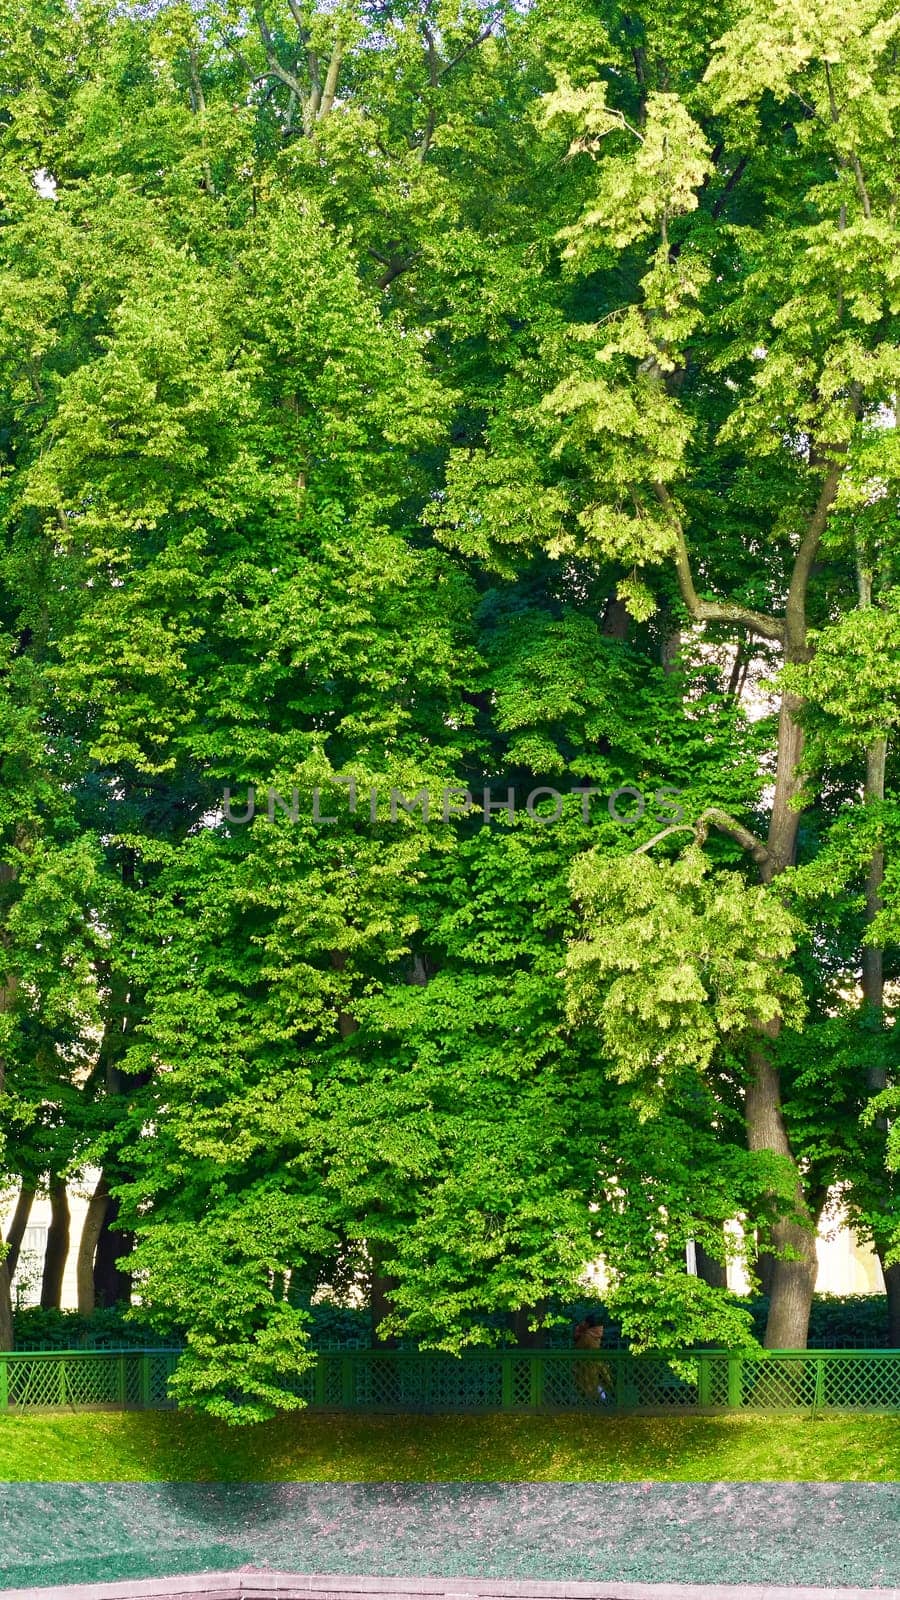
0 1410 898 1481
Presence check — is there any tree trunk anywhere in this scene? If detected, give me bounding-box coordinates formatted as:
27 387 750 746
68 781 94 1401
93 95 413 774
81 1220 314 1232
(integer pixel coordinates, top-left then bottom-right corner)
331 952 397 1345
860 734 886 1021
759 1225 818 1349
601 595 630 639
855 564 894 1344
0 859 17 1347
40 1180 70 1310
882 1261 900 1348
859 731 897 1347
662 459 844 1349
512 1302 548 1347
762 690 806 878
370 1252 399 1348
4 1183 35 1282
755 1247 776 1299
76 1174 110 1316
87 959 143 1314
746 684 819 1348
661 627 682 674
695 1236 728 1289
746 1051 818 1347
93 1196 133 1308
0 1264 13 1351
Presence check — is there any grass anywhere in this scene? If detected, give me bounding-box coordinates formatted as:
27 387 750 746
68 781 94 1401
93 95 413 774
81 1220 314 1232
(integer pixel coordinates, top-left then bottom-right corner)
0 1409 898 1481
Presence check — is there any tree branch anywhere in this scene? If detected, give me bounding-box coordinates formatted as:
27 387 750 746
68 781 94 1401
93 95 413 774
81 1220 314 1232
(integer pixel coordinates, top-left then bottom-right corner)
318 38 343 118
284 0 308 36
711 155 749 220
187 49 207 115
437 20 498 80
252 1 304 99
414 15 499 163
784 457 844 656
693 807 770 866
304 52 323 128
187 50 215 194
371 250 421 290
851 153 872 220
635 807 770 867
634 823 695 855
653 482 786 643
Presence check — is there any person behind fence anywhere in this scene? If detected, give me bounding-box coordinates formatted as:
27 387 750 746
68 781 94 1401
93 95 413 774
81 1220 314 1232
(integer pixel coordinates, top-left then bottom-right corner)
573 1314 613 1402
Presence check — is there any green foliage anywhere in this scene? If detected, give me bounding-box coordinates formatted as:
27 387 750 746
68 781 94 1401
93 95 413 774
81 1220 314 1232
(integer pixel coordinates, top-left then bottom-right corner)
1 0 899 1412
11 1306 171 1350
606 1272 756 1353
567 848 804 1101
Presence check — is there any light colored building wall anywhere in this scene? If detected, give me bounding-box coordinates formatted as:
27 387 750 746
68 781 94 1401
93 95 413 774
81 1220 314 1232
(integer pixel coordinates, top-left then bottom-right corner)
814 1213 884 1295
724 1202 884 1295
2 1183 93 1311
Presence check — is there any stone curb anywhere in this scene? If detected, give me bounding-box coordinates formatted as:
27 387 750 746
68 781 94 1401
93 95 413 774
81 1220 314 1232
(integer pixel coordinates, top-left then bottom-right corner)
1 1574 899 1600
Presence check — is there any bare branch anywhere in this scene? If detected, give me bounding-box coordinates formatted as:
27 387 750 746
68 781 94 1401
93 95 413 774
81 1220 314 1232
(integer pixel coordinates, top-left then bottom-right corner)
222 32 255 86
851 153 872 219
421 21 440 87
304 53 323 129
711 155 749 220
634 807 770 866
414 23 441 161
372 250 421 290
437 19 499 80
318 38 343 118
284 0 308 36
252 0 304 99
284 86 298 137
414 13 500 163
653 483 786 643
784 458 844 655
694 807 770 866
633 823 696 855
187 49 207 115
187 50 215 194
416 107 438 163
824 60 840 124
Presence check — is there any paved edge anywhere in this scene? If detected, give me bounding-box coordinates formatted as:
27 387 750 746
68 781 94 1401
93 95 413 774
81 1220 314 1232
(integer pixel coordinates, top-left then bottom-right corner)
1 1573 899 1600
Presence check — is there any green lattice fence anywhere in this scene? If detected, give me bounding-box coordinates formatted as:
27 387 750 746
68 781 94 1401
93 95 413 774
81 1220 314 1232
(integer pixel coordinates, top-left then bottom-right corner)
1 1346 899 1413
0 1349 179 1411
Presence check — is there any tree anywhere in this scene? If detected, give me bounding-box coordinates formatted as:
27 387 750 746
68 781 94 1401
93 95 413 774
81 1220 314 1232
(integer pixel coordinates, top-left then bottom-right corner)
439 0 900 1345
2 0 898 1402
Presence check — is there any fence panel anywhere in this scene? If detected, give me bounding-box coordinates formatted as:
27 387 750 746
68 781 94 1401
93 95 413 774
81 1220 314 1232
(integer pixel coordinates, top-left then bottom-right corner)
1 1346 899 1414
0 1349 179 1412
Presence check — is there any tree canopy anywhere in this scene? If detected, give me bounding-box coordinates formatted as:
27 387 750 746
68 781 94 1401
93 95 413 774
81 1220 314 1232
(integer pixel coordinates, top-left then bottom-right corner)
1 0 898 1416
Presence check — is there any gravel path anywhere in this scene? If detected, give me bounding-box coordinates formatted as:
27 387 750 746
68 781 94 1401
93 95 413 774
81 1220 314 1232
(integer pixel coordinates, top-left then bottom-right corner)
1 1483 898 1592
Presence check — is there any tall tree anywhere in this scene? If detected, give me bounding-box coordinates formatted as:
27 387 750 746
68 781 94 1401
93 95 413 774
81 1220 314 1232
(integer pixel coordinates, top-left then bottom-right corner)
439 0 900 1345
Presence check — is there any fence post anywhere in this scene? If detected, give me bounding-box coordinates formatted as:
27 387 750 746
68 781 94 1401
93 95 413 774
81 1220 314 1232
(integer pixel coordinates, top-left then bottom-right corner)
697 1353 711 1410
501 1354 514 1410
528 1353 544 1408
813 1355 825 1417
727 1353 742 1409
313 1353 327 1406
0 1356 7 1412
59 1355 67 1406
618 1351 639 1411
139 1353 151 1408
117 1353 127 1409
